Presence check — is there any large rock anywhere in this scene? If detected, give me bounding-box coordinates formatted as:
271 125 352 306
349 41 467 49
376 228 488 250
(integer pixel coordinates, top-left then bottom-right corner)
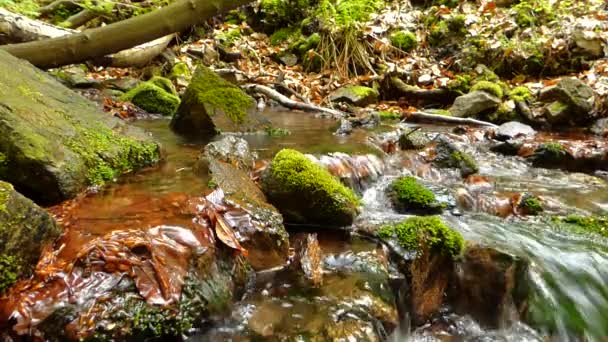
450 91 501 118
170 65 265 138
0 181 61 293
494 121 536 141
0 50 160 205
539 77 595 125
329 86 379 107
208 159 289 270
261 149 360 226
451 245 529 328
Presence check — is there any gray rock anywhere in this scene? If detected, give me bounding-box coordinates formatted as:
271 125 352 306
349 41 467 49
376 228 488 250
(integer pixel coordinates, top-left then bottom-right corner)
334 118 353 136
450 91 501 118
590 117 608 136
543 101 570 125
0 50 160 205
494 121 536 141
274 52 298 66
432 137 479 177
0 181 61 293
51 65 99 88
203 135 257 171
329 86 379 107
539 78 595 125
399 129 431 149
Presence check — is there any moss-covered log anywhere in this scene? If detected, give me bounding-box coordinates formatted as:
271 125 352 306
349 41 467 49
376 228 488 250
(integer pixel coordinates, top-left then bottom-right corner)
0 49 160 205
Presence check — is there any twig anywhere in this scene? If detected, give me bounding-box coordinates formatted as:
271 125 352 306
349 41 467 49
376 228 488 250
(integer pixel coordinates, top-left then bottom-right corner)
405 111 498 128
244 83 345 118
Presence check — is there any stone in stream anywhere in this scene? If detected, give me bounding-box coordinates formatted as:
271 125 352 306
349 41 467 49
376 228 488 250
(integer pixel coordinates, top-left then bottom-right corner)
590 117 608 136
449 91 501 118
208 159 290 270
450 245 530 328
386 176 444 214
377 216 464 325
529 142 577 169
398 129 431 150
494 121 536 141
203 135 257 171
432 137 479 177
170 65 267 138
329 85 379 107
261 149 360 226
0 181 61 294
0 50 160 205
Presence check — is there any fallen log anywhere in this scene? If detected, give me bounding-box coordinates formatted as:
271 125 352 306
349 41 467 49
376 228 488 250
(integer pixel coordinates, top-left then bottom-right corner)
0 8 173 67
244 83 344 118
405 111 498 128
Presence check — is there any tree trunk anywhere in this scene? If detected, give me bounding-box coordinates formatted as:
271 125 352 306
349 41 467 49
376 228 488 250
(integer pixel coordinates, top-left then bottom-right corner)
0 8 174 67
0 0 253 68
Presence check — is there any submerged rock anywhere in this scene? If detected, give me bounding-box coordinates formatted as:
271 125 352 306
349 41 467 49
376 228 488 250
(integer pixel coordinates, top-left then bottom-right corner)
450 91 501 118
0 181 61 293
171 65 263 138
494 121 536 141
329 86 379 107
0 50 160 205
261 149 360 226
432 138 479 177
208 159 289 270
451 245 530 328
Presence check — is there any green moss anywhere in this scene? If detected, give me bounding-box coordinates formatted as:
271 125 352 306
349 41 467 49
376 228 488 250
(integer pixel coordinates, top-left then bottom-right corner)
121 82 180 116
317 0 384 28
215 28 242 47
265 126 291 137
0 254 20 294
428 20 449 46
519 196 543 215
289 33 321 57
447 74 472 94
488 103 519 124
378 216 464 258
350 86 378 98
168 62 191 80
509 86 533 102
185 66 255 123
225 9 247 25
0 0 39 17
451 151 478 173
0 182 9 214
149 76 178 96
270 27 299 46
378 111 402 121
513 0 554 28
471 80 504 99
538 142 565 156
65 127 160 186
261 0 311 29
561 215 608 238
390 31 417 52
263 149 359 224
387 176 440 213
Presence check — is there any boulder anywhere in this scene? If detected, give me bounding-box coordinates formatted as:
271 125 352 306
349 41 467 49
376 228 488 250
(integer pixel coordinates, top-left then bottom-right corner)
121 77 180 116
529 142 576 169
494 121 536 141
432 138 479 177
171 65 265 138
399 129 431 150
386 176 443 214
539 78 595 125
451 245 529 328
0 50 160 205
450 91 501 118
261 149 360 226
208 159 289 270
0 181 61 293
329 86 379 107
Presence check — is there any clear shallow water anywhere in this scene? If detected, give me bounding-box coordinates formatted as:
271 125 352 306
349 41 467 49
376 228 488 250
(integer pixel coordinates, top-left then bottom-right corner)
49 112 608 341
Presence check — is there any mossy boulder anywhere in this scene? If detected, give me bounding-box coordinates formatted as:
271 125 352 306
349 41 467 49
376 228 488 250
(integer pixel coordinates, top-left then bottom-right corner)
538 78 596 126
121 79 180 116
529 142 575 169
398 130 431 150
517 194 543 216
558 215 608 238
261 149 360 226
329 86 379 107
450 91 501 118
0 181 61 293
378 216 464 258
432 138 479 177
387 176 443 214
171 65 262 138
0 50 160 205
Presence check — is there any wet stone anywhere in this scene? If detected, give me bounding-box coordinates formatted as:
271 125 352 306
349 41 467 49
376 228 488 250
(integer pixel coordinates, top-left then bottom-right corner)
432 137 479 178
329 86 379 107
494 121 536 141
399 129 431 150
450 91 501 118
203 135 257 171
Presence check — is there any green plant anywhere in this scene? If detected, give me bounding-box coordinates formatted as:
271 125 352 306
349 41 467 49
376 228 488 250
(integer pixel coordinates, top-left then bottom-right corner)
378 216 464 257
509 86 533 102
471 80 504 99
390 31 417 52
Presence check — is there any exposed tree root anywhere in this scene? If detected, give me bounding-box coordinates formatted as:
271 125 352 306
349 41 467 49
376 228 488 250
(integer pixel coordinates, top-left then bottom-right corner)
406 111 498 128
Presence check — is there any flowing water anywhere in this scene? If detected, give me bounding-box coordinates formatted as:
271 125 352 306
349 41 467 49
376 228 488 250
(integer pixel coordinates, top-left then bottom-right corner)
23 111 608 340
